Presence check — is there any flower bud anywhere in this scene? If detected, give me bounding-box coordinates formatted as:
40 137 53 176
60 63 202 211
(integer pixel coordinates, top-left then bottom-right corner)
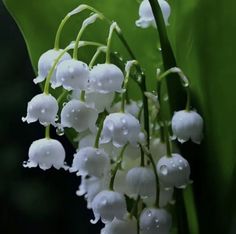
61 99 98 133
56 59 90 90
101 113 142 147
23 138 67 170
89 64 124 93
33 49 71 86
136 0 171 28
22 93 58 126
91 190 127 224
139 208 172 234
172 110 203 144
70 147 110 177
157 153 190 189
126 167 156 198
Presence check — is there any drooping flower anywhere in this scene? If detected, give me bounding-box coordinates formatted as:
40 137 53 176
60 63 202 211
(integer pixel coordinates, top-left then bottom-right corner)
23 138 67 170
60 99 98 133
139 208 172 234
125 167 156 198
33 49 71 86
91 190 127 224
101 218 137 234
171 110 203 144
101 113 142 147
157 153 191 189
76 175 109 209
136 0 171 28
22 93 58 126
70 147 110 177
56 59 90 90
89 64 124 93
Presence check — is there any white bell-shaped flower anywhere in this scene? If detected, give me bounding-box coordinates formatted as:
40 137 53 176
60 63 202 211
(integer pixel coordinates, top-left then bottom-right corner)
86 91 115 113
101 113 142 147
126 167 156 198
76 175 109 209
157 153 190 189
139 208 172 234
33 49 71 86
70 147 110 177
22 93 58 126
23 138 67 170
110 100 141 118
56 59 90 90
171 110 203 144
89 64 124 93
101 218 137 234
150 138 166 163
136 0 171 28
77 133 96 150
61 99 98 133
91 190 127 224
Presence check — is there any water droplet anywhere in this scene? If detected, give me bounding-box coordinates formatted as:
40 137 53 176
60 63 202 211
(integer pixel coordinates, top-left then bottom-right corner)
172 163 176 168
55 115 59 121
160 165 168 175
41 108 46 114
84 157 88 162
56 127 64 136
98 82 102 87
179 159 183 163
69 67 74 73
155 218 159 223
106 121 114 131
102 199 108 205
63 102 67 107
96 150 101 155
122 128 129 135
178 166 183 170
22 161 28 167
163 94 169 101
71 109 75 113
147 210 152 217
121 117 126 124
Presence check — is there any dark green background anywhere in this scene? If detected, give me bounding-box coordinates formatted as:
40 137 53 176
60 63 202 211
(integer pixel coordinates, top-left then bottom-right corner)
1 0 236 233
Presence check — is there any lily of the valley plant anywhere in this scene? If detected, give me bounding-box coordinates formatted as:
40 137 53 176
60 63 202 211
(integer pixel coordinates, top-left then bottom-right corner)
22 1 203 233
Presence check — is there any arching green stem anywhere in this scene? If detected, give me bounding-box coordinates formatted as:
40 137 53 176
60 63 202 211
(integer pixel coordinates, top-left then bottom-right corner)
94 111 107 148
45 125 50 139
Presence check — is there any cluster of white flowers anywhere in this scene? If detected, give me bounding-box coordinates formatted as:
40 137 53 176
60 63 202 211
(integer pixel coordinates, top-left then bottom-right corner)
22 3 204 233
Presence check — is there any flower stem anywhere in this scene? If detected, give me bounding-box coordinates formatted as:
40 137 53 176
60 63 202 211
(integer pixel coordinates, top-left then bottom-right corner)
94 111 107 148
106 23 118 64
73 26 86 60
45 125 50 139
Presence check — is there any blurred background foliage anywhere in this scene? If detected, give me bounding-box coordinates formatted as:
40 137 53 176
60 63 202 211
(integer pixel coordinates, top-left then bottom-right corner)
1 0 236 233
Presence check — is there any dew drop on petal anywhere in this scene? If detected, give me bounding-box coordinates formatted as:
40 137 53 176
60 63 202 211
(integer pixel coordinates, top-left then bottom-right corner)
147 210 152 217
41 108 46 114
56 127 64 136
160 165 168 175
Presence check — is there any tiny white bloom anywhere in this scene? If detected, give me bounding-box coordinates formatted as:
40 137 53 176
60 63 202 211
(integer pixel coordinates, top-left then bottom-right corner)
110 100 141 118
136 0 171 28
22 93 58 126
172 110 203 144
56 59 90 90
139 208 172 234
91 190 127 224
157 153 190 189
60 99 98 133
89 64 124 93
126 167 156 198
76 175 109 209
101 113 142 147
101 217 137 234
70 147 110 177
33 49 71 86
85 91 115 113
23 138 67 170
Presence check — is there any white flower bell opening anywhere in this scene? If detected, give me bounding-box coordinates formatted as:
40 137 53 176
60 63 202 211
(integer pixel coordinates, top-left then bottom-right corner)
56 59 90 90
171 110 204 144
89 64 124 93
91 190 127 224
60 99 98 133
33 49 71 86
136 0 171 28
139 208 172 234
157 153 190 189
101 113 142 147
23 138 67 170
22 93 58 126
126 167 156 198
70 147 110 177
101 218 137 234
